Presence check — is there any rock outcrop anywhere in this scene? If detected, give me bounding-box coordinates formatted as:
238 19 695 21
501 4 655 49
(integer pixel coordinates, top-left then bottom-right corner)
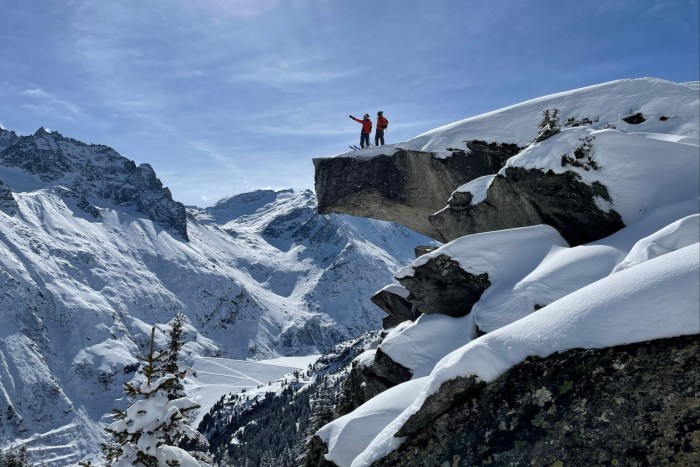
313 142 520 239
307 78 700 467
430 167 626 245
374 334 700 466
0 179 18 215
336 348 413 417
371 287 417 328
397 253 490 317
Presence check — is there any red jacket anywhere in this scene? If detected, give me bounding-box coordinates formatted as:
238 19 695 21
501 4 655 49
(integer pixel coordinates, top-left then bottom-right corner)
376 115 388 131
352 117 372 134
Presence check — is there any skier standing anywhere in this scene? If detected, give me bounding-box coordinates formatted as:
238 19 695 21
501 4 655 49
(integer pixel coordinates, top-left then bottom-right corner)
349 114 372 149
375 111 388 146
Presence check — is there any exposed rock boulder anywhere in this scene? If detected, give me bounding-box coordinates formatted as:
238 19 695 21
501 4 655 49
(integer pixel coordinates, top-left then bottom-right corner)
414 245 438 257
430 167 625 245
374 334 700 466
313 142 520 239
397 254 490 317
304 435 337 467
372 347 413 386
336 348 413 417
623 112 646 124
371 286 418 327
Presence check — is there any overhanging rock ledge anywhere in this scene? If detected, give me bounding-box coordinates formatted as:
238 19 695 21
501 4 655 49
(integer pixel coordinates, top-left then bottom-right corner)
313 142 520 239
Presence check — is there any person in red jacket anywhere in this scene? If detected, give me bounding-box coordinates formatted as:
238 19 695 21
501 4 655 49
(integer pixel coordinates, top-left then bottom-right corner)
349 114 372 148
375 111 388 146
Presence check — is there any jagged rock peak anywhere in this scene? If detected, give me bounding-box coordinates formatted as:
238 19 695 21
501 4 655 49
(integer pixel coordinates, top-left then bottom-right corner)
0 126 189 240
0 127 20 152
34 126 54 136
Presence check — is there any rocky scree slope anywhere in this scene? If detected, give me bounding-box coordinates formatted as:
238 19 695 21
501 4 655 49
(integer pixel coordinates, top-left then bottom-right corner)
307 78 700 466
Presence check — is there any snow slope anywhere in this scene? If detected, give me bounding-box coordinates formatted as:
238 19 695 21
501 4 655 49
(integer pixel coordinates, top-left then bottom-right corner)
186 355 319 427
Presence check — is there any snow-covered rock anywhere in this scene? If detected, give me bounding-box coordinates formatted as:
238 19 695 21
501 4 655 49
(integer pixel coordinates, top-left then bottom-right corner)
314 78 700 245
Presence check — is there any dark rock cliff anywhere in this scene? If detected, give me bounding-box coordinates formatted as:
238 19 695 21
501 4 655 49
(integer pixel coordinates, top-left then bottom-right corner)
336 347 413 417
373 334 700 466
397 253 491 317
313 142 519 239
306 335 700 466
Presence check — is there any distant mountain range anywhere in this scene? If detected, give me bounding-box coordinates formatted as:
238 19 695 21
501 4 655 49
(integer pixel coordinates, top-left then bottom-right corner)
0 126 432 463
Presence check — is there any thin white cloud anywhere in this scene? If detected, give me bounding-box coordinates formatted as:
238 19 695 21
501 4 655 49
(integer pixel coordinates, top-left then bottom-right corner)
188 141 242 173
231 54 362 88
20 88 86 120
196 0 282 18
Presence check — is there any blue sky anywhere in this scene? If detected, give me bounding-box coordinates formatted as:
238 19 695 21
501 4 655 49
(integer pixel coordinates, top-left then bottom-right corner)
1 0 698 207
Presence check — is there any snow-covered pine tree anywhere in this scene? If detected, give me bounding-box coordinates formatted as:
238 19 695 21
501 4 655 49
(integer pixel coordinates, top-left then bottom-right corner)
102 327 206 467
535 108 560 142
0 444 31 467
161 313 186 401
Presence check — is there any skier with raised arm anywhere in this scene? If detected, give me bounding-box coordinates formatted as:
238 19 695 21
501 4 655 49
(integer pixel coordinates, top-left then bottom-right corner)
349 114 372 149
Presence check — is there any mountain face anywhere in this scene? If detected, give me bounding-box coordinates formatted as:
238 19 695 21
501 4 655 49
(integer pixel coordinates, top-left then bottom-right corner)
0 127 188 239
0 131 432 464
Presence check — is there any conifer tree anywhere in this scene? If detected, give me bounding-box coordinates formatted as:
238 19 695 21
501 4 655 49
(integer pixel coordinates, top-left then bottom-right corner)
161 313 187 401
102 327 206 467
535 108 560 142
0 445 31 467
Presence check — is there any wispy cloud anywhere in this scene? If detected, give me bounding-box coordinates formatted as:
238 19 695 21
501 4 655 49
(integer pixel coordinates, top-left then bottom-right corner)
187 0 282 18
231 54 361 89
188 141 242 172
20 88 87 120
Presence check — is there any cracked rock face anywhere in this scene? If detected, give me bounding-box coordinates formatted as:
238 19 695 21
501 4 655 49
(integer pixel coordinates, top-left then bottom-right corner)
313 143 519 239
398 254 491 317
374 334 700 467
430 167 625 246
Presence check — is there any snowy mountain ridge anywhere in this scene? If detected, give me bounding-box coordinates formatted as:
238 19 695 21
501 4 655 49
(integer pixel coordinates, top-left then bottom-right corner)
0 131 432 464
